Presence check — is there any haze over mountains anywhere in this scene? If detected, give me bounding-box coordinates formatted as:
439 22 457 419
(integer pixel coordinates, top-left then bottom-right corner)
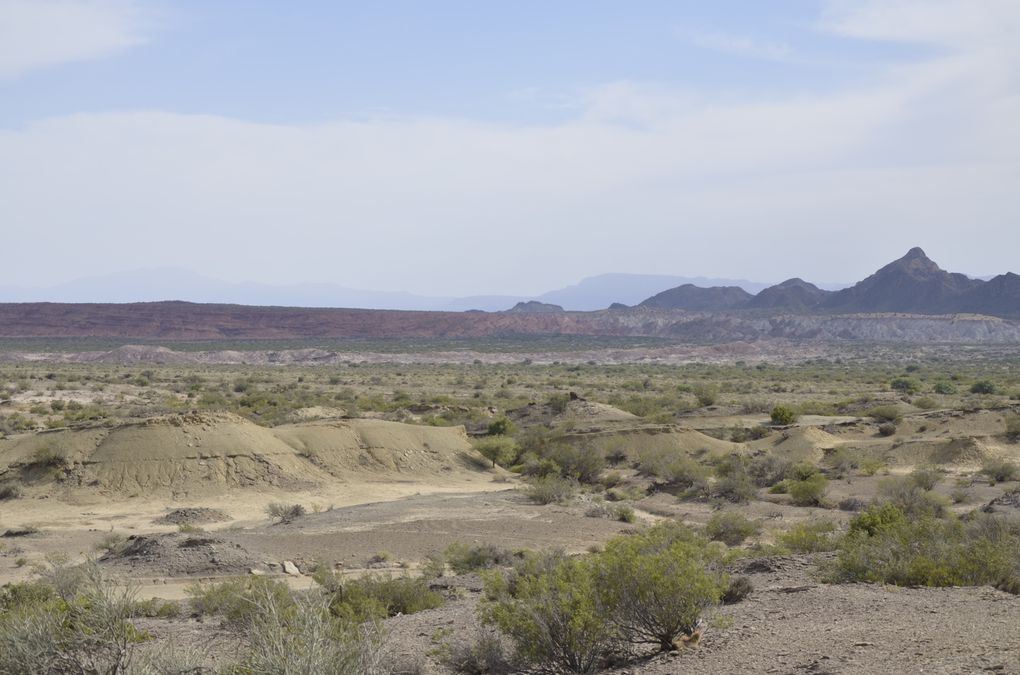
0 270 802 313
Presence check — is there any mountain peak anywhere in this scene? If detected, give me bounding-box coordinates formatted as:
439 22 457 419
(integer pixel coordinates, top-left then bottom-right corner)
904 246 928 259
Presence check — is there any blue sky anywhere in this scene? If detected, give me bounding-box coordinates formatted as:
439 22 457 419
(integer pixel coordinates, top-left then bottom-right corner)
2 1 1019 296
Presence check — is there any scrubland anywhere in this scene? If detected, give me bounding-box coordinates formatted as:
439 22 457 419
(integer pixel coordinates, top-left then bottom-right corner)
1 339 1018 673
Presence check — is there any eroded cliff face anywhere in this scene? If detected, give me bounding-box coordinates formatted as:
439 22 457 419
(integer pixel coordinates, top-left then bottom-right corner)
1 302 1019 343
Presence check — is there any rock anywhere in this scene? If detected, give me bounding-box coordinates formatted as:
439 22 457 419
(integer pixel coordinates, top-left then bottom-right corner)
282 560 301 576
249 568 265 576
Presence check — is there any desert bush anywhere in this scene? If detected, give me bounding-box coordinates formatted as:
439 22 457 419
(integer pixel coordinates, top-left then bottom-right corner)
0 482 22 500
30 446 68 469
777 520 840 553
932 381 957 395
877 422 898 437
876 476 948 519
721 575 753 604
474 437 519 468
265 502 306 523
838 497 867 512
867 405 901 423
705 512 760 546
524 475 577 504
0 562 146 675
910 467 942 491
482 555 614 673
787 474 828 506
234 581 387 674
187 576 295 626
1006 414 1020 442
593 523 727 652
747 455 791 488
586 500 636 523
786 462 819 481
445 542 515 574
94 532 127 554
890 377 920 394
692 384 719 407
913 397 938 410
331 574 444 620
482 523 726 670
545 443 605 484
636 448 709 493
711 456 756 503
769 405 798 426
970 380 997 395
982 458 1020 483
487 416 515 436
824 448 859 478
518 453 561 478
832 507 1020 591
440 629 514 674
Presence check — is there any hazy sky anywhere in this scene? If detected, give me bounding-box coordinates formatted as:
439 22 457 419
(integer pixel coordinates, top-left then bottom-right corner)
2 1 1019 296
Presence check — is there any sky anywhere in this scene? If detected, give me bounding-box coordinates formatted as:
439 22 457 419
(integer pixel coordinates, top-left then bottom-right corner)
1 0 1019 297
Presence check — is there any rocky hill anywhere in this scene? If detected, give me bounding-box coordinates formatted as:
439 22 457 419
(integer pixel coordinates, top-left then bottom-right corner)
638 248 1019 318
0 249 1016 344
639 284 753 311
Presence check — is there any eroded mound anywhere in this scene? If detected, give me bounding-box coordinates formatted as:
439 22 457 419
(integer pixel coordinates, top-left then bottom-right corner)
757 427 844 463
0 412 489 497
154 508 231 526
100 532 264 577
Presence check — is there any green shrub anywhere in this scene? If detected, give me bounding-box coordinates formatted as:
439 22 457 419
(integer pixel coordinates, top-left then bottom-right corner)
331 574 444 619
705 512 760 545
524 476 577 505
769 405 797 426
748 455 792 488
867 406 901 423
777 520 840 553
545 444 605 484
876 476 948 519
487 416 515 436
721 576 753 604
787 462 819 481
910 467 942 491
981 458 1020 483
30 446 68 469
445 542 515 574
877 422 897 437
970 380 997 395
482 523 727 670
265 502 306 523
474 437 519 468
832 508 1020 591
483 555 613 673
932 381 957 395
187 576 295 626
1006 414 1020 442
913 397 938 410
692 384 719 407
594 526 726 651
890 378 920 394
787 474 827 506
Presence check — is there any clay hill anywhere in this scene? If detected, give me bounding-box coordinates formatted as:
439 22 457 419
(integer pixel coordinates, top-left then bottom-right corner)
0 248 1017 343
0 412 494 498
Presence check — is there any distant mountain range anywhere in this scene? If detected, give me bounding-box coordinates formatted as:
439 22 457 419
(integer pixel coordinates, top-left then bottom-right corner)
635 248 1019 319
0 269 792 312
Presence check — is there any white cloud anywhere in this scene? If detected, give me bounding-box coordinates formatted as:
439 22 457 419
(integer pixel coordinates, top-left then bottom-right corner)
0 1 1018 294
0 0 152 78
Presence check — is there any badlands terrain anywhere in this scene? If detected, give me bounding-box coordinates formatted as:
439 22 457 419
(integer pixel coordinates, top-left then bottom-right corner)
0 336 1018 673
